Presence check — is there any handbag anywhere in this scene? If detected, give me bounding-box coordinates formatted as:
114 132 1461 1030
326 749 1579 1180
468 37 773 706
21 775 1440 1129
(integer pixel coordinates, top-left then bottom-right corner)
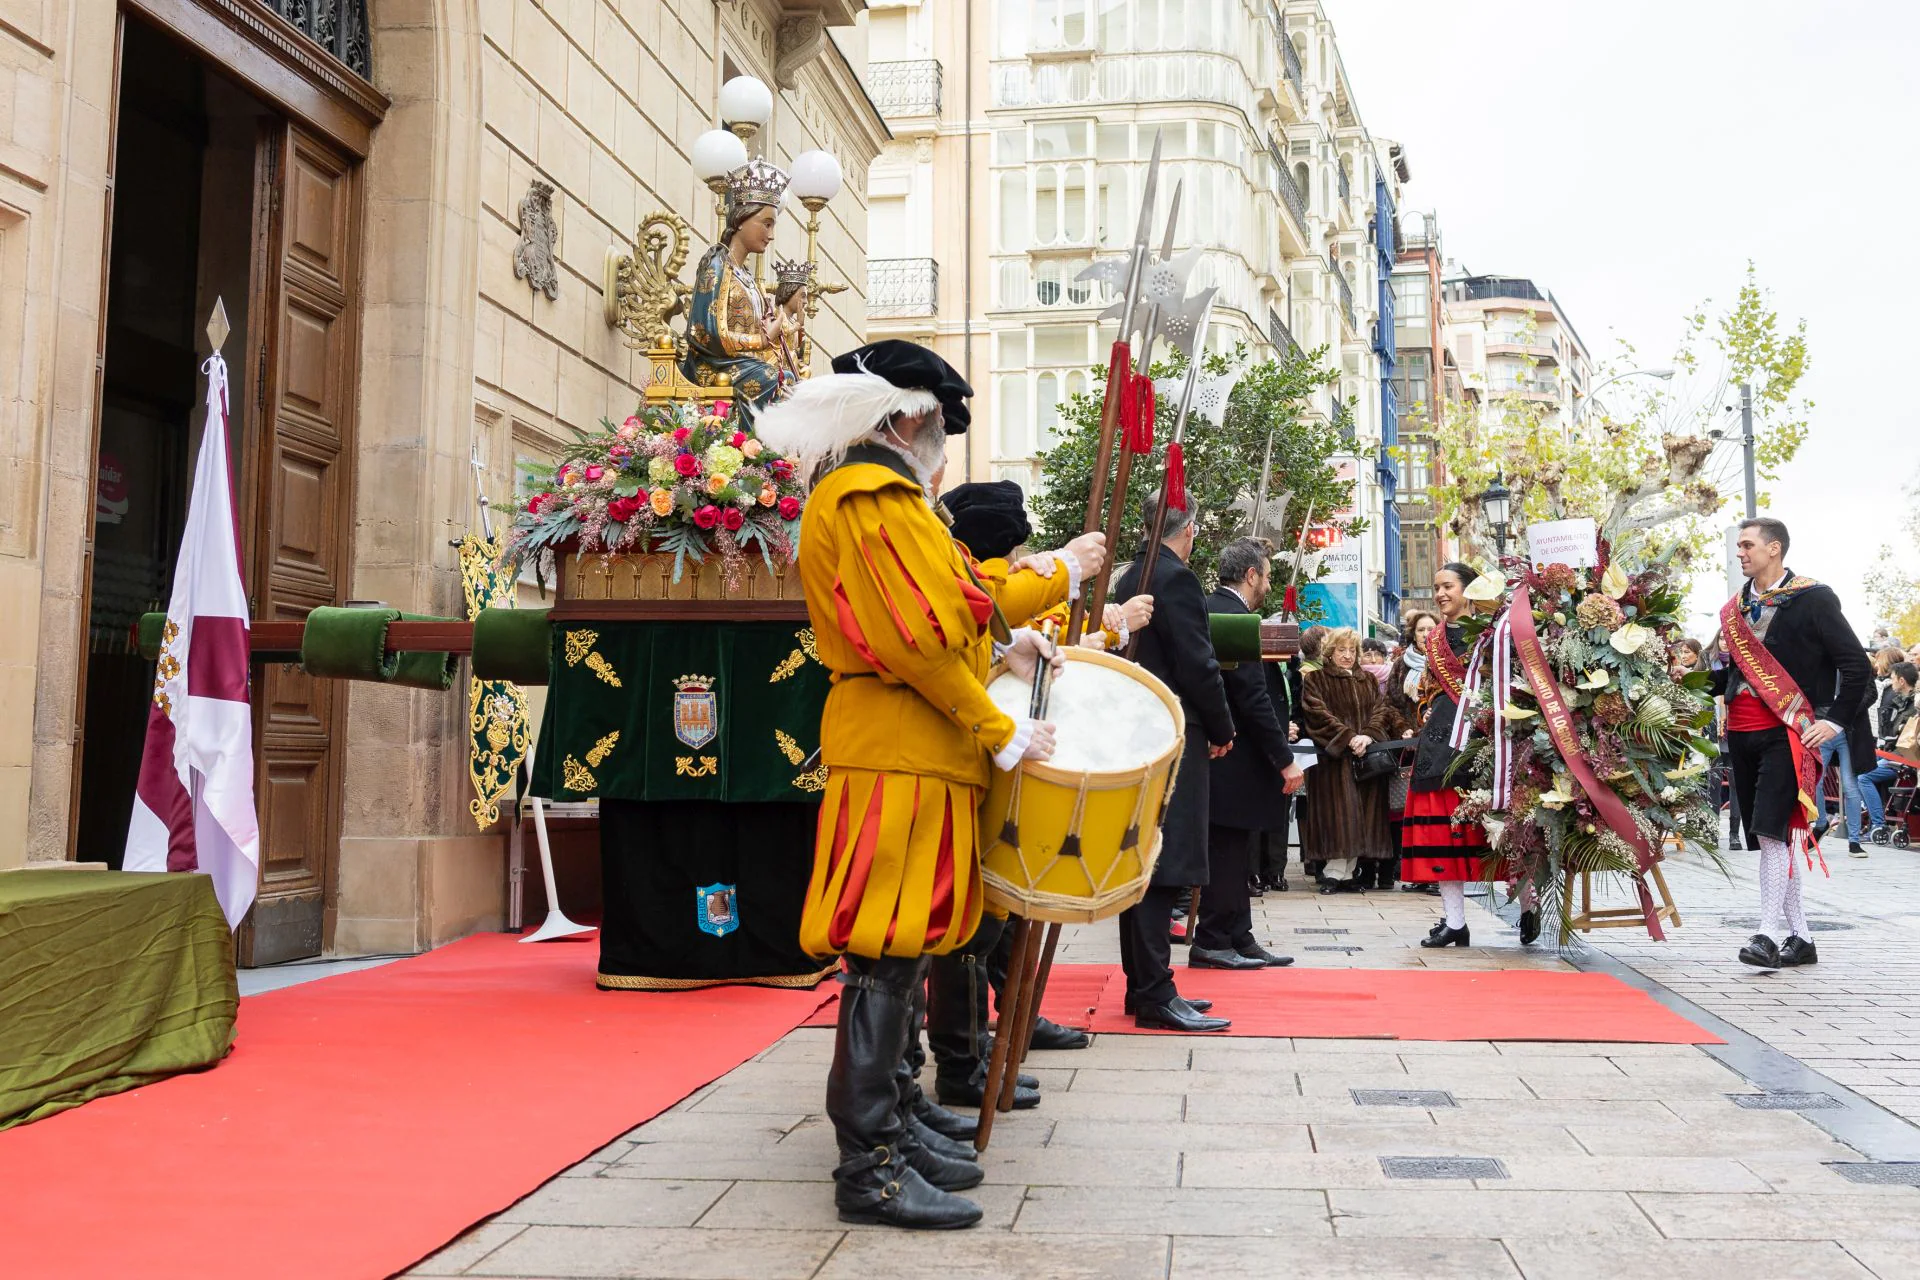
1352 742 1399 782
1387 760 1413 815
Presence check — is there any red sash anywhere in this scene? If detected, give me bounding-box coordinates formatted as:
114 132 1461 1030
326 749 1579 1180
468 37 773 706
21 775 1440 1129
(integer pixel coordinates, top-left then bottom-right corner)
1424 623 1466 702
1511 585 1664 939
1718 593 1826 873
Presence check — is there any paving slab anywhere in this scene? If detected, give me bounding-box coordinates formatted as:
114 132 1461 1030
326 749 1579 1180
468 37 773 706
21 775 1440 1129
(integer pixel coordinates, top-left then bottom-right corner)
1633 1192 1920 1240
1503 1238 1877 1280
1170 1235 1521 1279
1013 1185 1334 1237
813 1231 1171 1280
494 1178 731 1227
1328 1188 1661 1239
463 1225 844 1279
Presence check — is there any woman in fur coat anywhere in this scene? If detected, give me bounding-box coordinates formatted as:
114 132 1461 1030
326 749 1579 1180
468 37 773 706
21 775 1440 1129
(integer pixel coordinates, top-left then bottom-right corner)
1301 628 1398 893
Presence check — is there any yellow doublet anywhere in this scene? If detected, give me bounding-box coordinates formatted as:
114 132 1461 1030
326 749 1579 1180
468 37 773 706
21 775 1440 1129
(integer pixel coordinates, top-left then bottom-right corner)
795 461 1069 959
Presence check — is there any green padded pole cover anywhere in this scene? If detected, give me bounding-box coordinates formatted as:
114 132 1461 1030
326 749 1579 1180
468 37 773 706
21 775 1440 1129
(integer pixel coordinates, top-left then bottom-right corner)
1209 612 1265 663
471 608 552 685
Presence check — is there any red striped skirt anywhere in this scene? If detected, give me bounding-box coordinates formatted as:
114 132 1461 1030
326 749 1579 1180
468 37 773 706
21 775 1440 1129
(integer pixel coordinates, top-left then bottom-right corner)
1399 786 1488 883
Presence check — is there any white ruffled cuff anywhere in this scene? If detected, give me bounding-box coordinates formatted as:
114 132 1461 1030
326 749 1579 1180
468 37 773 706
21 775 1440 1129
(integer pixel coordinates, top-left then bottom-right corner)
993 719 1035 771
1062 551 1083 601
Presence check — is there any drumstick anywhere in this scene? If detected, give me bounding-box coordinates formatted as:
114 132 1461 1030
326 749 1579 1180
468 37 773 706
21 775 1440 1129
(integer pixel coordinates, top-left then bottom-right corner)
973 917 1034 1151
1028 621 1059 722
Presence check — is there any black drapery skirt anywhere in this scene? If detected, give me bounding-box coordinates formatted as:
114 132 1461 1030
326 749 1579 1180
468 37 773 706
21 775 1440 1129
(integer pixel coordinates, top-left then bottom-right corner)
596 799 836 990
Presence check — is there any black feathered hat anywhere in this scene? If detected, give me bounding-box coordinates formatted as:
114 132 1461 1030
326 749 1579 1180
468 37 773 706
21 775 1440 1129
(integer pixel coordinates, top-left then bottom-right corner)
832 340 973 434
941 480 1031 561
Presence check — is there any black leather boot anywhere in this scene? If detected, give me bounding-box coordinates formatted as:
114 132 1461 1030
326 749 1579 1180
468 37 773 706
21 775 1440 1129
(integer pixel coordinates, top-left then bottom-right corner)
1519 910 1541 945
828 955 982 1228
910 1086 978 1142
926 916 1003 1105
891 1055 980 1166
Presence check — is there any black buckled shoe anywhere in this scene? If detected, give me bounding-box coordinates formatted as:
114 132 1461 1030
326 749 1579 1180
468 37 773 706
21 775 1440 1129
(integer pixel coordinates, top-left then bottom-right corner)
1738 933 1781 969
1419 925 1471 949
897 1124 984 1191
1188 946 1265 970
833 1148 983 1229
1028 1016 1091 1051
1134 995 1230 1032
1519 910 1541 946
1777 935 1819 966
907 1114 977 1162
1236 944 1295 967
911 1090 978 1142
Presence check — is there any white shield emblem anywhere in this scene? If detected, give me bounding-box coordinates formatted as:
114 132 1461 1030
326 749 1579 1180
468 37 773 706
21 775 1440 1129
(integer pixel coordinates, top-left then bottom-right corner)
673 675 718 749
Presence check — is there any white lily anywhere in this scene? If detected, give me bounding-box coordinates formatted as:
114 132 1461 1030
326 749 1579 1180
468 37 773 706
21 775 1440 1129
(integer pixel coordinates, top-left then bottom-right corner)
1578 669 1611 690
1464 570 1507 603
1537 784 1575 809
1601 562 1630 600
1610 622 1652 655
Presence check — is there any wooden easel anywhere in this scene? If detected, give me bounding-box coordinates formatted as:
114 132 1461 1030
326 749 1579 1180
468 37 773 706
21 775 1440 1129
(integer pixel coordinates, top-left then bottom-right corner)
1563 861 1682 934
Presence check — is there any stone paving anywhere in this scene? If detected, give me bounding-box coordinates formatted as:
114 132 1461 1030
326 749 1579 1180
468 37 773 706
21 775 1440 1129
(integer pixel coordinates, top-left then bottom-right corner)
406 861 1920 1279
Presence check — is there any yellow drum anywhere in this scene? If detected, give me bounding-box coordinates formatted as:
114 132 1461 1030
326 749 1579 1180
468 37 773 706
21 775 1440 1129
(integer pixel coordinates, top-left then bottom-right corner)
978 647 1185 924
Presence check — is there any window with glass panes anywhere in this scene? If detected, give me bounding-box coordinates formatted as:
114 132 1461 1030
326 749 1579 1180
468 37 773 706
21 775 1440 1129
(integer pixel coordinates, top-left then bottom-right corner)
1400 438 1432 499
992 325 1095 462
1402 524 1436 599
1395 351 1430 416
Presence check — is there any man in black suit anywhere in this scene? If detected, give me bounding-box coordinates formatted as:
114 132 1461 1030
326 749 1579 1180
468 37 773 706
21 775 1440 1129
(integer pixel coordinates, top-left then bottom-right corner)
1193 538 1304 969
1255 649 1304 891
1712 516 1875 969
1110 490 1235 1032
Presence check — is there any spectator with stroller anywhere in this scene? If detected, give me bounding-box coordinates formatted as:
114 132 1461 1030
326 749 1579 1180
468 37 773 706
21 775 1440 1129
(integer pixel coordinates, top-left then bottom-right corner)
1855 661 1916 845
1874 648 1908 737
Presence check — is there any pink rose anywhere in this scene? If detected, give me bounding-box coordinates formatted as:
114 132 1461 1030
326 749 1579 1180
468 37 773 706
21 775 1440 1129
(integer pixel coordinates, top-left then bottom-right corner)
608 444 631 461
527 494 548 515
778 496 801 520
770 459 795 480
714 401 732 419
692 505 720 531
673 426 691 443
674 453 700 477
619 416 642 439
722 507 745 531
606 495 642 523
730 431 748 448
584 464 604 482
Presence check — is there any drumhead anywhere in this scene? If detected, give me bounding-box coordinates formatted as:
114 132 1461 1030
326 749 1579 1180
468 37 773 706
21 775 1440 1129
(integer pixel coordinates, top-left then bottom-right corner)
987 660 1177 772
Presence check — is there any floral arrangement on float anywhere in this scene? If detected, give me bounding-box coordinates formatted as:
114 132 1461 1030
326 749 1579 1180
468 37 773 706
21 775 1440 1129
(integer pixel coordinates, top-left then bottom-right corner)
505 400 805 587
1448 541 1723 942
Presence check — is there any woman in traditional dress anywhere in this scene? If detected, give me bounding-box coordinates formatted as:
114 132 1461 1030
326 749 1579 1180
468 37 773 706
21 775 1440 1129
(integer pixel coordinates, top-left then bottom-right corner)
682 157 806 421
1402 563 1511 947
1300 628 1397 894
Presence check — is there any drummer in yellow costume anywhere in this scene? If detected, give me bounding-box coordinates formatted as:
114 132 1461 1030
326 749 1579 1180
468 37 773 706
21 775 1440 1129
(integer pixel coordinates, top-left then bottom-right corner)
754 339 1106 1230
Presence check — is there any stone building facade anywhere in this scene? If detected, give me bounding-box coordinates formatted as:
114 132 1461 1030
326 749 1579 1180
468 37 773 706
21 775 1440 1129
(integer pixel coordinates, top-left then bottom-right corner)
0 0 881 961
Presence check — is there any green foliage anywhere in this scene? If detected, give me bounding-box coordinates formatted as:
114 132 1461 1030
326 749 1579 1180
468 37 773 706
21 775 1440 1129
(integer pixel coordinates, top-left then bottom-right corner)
1866 466 1920 646
1032 342 1357 601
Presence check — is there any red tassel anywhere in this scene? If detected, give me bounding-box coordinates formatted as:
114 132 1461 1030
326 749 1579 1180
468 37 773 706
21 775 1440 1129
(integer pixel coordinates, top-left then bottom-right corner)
1283 584 1299 615
1166 440 1187 512
1126 372 1156 454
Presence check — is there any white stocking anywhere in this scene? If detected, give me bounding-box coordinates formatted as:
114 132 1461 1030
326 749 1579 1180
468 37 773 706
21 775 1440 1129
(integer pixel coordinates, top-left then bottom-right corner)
1782 852 1809 940
1757 835 1793 939
1438 880 1468 930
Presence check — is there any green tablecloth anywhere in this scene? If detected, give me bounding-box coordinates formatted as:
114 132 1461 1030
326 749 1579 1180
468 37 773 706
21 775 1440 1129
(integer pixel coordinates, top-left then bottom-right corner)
0 870 237 1129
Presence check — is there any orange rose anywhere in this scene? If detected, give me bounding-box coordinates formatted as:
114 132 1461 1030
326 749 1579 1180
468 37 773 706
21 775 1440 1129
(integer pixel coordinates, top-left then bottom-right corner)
706 474 727 495
649 488 674 517
758 484 777 507
742 438 764 459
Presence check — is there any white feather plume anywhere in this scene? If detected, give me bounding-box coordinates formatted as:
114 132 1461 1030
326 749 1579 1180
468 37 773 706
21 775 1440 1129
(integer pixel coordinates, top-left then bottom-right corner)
753 373 938 466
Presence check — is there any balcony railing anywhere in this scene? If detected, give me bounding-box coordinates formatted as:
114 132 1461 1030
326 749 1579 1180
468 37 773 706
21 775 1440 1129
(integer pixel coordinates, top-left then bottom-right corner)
1447 276 1548 303
1331 262 1356 332
868 258 940 317
266 0 370 77
1488 375 1559 397
1281 28 1304 101
1273 153 1308 229
867 59 943 117
1268 307 1301 360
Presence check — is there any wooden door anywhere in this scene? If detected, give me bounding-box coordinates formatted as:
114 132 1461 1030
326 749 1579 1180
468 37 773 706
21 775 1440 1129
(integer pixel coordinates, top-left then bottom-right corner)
236 120 360 966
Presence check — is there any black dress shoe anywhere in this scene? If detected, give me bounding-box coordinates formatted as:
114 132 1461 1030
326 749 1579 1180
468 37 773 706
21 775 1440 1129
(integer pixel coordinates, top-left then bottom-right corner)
1122 994 1213 1015
1519 910 1541 946
1028 1016 1091 1051
1810 816 1832 841
834 1153 982 1230
1738 933 1781 969
1189 946 1265 970
1274 877 1289 892
899 1127 985 1191
935 1075 1040 1110
1778 935 1819 966
1134 996 1231 1032
1236 944 1295 967
1419 925 1471 949
1427 918 1448 938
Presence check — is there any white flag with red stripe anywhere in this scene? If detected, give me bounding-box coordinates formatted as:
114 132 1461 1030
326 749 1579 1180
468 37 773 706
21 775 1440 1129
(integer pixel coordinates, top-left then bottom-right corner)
124 352 260 928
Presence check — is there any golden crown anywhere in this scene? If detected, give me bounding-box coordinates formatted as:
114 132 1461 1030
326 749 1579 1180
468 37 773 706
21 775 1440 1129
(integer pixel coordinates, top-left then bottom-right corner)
725 158 790 214
771 257 814 290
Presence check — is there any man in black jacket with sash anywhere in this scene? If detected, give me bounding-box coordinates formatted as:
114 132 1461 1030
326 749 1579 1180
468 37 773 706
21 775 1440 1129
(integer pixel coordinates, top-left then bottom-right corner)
1111 490 1235 1031
1712 516 1875 969
1193 538 1303 969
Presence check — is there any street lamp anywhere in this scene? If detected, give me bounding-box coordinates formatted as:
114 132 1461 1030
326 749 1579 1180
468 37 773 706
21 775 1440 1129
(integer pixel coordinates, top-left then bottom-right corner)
1480 470 1512 556
718 75 773 144
691 128 748 207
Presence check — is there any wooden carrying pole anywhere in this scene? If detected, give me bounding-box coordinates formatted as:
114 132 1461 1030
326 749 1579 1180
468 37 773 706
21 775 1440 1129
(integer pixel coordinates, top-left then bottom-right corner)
971 916 1034 1151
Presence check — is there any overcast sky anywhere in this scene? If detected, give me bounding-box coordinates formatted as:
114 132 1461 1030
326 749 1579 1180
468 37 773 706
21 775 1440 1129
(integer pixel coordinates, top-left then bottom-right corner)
1330 0 1919 640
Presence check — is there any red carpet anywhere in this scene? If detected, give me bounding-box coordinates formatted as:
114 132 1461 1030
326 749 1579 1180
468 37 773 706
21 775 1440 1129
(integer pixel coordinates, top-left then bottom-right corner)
802 961 1117 1029
0 932 831 1280
1085 964 1721 1042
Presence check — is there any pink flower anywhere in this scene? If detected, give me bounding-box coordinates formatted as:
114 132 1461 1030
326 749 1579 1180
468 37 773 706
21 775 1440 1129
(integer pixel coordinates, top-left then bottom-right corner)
692 505 720 531
742 438 764 459
527 494 549 515
722 507 745 531
730 431 748 448
556 466 572 486
778 496 801 520
674 453 700 477
608 444 631 461
584 465 604 482
606 495 642 523
714 401 732 419
770 459 795 480
673 426 691 443
619 416 642 440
